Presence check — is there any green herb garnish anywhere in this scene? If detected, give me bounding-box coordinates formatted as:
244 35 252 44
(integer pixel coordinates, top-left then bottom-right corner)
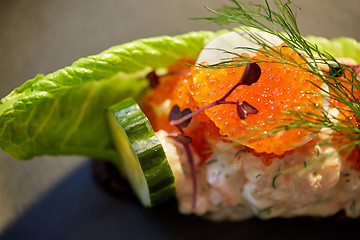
272 170 282 189
198 0 360 152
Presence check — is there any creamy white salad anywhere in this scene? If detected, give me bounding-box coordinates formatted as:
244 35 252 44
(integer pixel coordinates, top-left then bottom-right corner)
157 107 360 220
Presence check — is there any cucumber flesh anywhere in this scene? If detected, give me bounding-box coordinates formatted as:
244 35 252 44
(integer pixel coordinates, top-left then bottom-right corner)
107 98 175 207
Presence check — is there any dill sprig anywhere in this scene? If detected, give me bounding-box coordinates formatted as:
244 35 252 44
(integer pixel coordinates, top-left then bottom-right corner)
197 0 360 149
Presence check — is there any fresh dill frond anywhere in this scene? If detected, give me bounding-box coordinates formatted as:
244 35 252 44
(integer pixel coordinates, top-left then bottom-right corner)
197 0 360 150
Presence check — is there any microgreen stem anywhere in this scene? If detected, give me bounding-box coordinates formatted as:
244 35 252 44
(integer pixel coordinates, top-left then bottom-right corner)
170 100 236 126
168 128 197 211
183 142 197 210
170 63 260 127
219 60 253 100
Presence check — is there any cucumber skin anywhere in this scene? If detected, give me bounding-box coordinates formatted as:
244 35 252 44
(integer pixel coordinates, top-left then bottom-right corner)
109 98 176 207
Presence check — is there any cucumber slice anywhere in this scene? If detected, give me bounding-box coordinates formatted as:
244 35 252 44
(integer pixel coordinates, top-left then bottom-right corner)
107 98 175 207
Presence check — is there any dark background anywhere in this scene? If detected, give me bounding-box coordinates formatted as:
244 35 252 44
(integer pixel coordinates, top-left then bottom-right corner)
1 0 360 239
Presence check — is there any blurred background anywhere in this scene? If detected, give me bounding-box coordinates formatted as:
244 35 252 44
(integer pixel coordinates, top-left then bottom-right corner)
0 0 359 239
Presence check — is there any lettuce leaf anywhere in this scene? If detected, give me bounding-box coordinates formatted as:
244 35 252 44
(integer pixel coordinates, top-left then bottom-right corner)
0 31 216 160
305 35 360 63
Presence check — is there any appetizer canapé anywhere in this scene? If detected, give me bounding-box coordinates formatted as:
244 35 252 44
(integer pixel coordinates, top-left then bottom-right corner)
1 0 360 221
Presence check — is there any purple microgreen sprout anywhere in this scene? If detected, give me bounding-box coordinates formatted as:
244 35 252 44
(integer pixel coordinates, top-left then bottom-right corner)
169 63 261 127
169 105 192 129
167 132 192 144
237 100 259 119
167 132 197 210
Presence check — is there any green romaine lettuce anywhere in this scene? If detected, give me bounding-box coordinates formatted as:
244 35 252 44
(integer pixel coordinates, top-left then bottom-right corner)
0 31 216 161
305 36 360 63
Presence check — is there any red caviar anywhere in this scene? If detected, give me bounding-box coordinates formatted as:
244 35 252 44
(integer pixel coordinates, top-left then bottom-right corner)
189 45 324 155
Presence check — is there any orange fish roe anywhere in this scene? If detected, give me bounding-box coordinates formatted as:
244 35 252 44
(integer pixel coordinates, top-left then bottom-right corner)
145 59 209 130
189 45 325 155
144 59 222 163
